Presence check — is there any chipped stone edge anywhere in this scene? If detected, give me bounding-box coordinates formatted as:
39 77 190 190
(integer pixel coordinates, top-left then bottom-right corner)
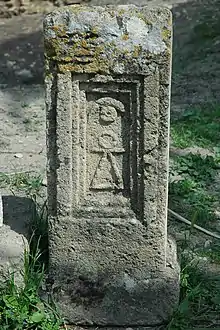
0 193 3 227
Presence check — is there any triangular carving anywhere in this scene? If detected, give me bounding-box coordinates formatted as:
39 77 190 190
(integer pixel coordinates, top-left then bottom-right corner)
90 152 123 190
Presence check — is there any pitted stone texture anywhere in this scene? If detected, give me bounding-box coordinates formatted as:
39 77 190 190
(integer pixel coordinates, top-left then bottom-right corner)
44 5 172 75
0 225 28 286
0 193 3 227
49 218 179 325
45 5 179 326
46 70 170 269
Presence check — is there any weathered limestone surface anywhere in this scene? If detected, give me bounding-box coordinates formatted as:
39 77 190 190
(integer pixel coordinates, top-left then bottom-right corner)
44 5 180 327
0 193 3 227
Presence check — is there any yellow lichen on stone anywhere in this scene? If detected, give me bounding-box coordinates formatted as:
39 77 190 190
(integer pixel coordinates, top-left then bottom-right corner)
62 56 73 62
118 8 126 16
57 57 109 74
58 63 82 73
44 6 169 74
122 49 129 56
133 45 142 58
91 26 98 34
134 10 152 27
162 28 171 41
81 39 88 48
45 38 63 59
52 24 67 37
74 48 92 56
122 34 129 41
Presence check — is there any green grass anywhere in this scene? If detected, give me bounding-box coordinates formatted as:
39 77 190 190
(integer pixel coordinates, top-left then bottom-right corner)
1 102 220 328
169 105 220 228
0 171 62 329
167 251 220 329
0 244 64 329
169 153 219 228
198 242 220 264
171 105 220 149
169 103 220 328
0 171 49 263
0 172 43 199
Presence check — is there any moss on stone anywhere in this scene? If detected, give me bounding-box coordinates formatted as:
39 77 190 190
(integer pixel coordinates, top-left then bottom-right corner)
122 34 129 41
81 39 88 48
162 28 171 41
62 56 73 62
134 10 153 27
133 45 142 58
118 8 126 16
57 57 109 74
44 6 169 74
91 26 99 35
52 24 67 37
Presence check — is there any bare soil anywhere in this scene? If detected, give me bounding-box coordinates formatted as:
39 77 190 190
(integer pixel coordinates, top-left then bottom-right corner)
1 1 220 327
1 0 220 174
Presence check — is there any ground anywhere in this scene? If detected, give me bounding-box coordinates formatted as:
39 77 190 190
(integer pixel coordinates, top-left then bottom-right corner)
1 0 220 328
1 0 220 174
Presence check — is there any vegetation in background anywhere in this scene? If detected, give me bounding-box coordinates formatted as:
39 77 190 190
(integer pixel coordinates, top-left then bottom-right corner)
170 104 220 230
0 172 43 199
171 104 220 149
1 103 220 328
168 104 220 328
168 249 220 329
0 172 65 329
0 246 63 329
169 153 219 228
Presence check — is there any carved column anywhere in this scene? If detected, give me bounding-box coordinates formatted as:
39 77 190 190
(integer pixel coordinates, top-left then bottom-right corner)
44 5 180 327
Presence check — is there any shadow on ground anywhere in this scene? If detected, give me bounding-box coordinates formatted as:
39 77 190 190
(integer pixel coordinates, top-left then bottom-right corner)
1 0 220 110
2 195 35 238
0 14 44 86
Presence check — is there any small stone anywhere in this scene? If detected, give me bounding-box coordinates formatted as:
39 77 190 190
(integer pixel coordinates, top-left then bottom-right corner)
14 153 23 158
204 240 212 248
6 60 16 68
0 225 28 286
16 69 33 79
214 210 220 218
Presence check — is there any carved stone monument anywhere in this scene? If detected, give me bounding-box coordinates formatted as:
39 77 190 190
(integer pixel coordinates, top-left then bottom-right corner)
44 5 180 328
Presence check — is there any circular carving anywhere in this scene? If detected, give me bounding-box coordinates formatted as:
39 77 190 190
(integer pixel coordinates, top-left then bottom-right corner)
98 132 118 149
96 97 125 113
100 105 117 123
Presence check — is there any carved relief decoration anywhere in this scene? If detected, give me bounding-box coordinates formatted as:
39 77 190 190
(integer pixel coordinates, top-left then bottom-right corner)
87 97 126 193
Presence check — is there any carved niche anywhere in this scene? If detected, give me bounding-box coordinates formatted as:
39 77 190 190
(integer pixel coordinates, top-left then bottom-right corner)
73 75 144 217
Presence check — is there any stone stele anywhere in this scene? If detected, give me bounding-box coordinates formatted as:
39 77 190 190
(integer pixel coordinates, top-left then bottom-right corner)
44 5 180 328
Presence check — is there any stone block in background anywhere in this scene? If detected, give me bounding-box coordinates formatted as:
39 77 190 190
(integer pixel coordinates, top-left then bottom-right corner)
0 224 28 286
